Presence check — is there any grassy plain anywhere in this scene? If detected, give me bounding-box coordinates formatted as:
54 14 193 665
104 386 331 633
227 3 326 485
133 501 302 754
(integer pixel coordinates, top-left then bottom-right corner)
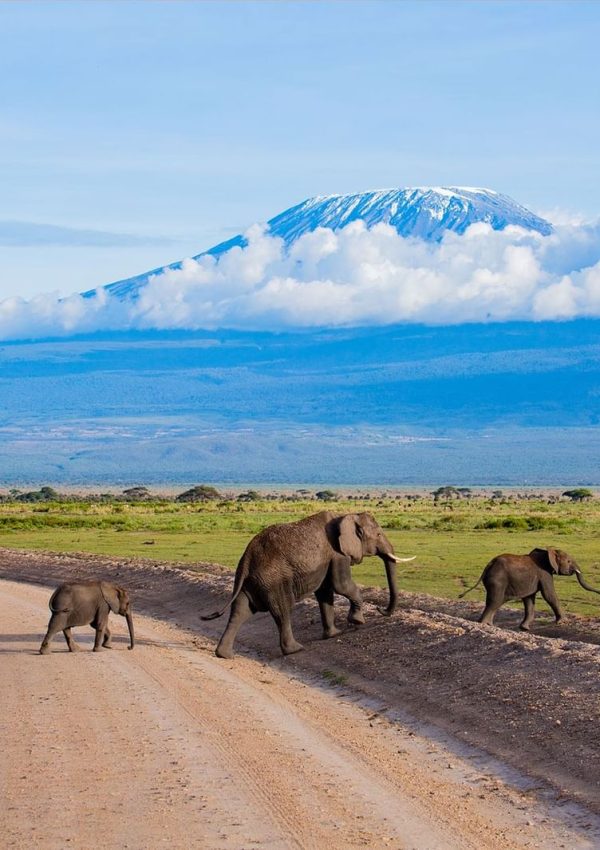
0 494 599 616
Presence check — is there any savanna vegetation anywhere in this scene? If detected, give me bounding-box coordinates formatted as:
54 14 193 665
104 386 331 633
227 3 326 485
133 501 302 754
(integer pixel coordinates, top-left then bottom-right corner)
0 486 598 616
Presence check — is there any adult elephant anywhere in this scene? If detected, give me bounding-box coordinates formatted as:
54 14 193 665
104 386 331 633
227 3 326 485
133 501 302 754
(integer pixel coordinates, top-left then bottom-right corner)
202 510 415 658
460 547 600 630
40 581 135 654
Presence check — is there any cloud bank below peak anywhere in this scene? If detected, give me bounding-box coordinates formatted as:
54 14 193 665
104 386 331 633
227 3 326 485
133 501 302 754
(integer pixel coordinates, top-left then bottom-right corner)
1 217 600 340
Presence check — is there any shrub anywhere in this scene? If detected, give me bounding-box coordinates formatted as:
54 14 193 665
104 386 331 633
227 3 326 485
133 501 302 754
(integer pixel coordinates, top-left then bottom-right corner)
315 490 337 501
477 515 575 532
175 485 222 503
16 486 60 503
478 516 530 530
122 486 152 501
237 490 261 502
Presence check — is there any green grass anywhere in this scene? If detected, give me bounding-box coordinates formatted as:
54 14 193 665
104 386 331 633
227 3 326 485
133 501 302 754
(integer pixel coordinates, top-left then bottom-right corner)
321 670 349 687
1 495 599 616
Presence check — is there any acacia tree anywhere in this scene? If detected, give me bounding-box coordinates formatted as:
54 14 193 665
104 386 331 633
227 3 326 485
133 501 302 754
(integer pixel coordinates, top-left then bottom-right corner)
562 488 594 502
432 486 461 502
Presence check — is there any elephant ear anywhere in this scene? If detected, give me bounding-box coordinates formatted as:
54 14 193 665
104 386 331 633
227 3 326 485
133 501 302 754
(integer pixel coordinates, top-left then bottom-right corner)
337 515 363 564
546 548 560 573
529 548 555 573
531 548 559 573
100 582 120 613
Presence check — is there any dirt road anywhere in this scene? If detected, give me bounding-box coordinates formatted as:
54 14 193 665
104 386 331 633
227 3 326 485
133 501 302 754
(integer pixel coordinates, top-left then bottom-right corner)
1 575 599 850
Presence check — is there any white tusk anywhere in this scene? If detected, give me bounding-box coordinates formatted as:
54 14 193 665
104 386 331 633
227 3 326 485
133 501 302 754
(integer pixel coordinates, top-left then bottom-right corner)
388 555 416 563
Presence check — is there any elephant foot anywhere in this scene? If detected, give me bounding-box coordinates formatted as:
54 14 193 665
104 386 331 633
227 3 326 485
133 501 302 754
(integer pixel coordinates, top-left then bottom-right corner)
102 643 113 649
68 642 82 652
347 610 365 626
554 617 563 625
323 626 342 640
39 645 51 655
92 646 104 652
519 624 531 632
215 644 234 659
281 639 304 656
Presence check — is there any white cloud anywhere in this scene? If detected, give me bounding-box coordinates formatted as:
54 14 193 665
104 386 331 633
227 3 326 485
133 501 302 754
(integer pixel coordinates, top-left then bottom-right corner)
1 217 600 339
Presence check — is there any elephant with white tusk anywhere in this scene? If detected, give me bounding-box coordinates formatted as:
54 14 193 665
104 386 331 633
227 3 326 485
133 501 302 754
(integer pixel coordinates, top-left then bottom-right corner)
460 547 600 630
40 581 135 654
202 510 415 659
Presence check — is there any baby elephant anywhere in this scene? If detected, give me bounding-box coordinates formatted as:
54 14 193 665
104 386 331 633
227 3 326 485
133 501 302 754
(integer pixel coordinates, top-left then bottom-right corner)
461 547 600 630
40 581 135 654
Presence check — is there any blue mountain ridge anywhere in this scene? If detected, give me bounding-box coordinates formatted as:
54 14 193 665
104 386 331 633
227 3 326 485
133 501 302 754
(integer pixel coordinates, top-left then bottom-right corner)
0 320 598 485
86 187 552 301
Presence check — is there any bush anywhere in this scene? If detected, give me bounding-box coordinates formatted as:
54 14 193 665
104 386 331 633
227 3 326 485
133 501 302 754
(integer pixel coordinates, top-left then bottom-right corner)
315 490 337 501
15 486 60 503
237 490 261 502
175 485 222 503
477 515 575 532
122 486 152 501
478 516 530 530
385 517 414 530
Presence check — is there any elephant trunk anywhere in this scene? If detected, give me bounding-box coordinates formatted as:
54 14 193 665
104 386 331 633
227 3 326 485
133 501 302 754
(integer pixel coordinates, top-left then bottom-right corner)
125 611 135 649
574 569 600 595
380 555 399 616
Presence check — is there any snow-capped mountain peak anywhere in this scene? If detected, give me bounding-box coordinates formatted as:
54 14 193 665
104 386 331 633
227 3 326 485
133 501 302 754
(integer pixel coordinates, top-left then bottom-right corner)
88 186 552 301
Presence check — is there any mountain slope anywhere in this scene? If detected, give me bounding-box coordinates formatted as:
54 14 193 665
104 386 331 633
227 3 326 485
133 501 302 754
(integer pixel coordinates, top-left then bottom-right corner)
0 320 598 485
89 187 552 301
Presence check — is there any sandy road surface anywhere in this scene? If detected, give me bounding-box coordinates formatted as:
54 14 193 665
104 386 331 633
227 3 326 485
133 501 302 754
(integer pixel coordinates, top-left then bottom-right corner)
1 577 599 850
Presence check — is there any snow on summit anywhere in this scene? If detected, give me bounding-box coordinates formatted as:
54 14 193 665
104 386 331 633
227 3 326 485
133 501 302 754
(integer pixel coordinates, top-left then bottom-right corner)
92 187 553 301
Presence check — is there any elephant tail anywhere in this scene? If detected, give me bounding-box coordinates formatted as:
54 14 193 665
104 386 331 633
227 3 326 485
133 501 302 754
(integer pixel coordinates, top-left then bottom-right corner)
49 588 70 613
458 579 482 599
458 561 492 598
201 555 249 620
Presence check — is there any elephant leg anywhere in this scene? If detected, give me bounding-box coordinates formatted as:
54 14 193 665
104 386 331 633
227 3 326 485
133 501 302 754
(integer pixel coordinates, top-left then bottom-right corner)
519 593 536 631
268 585 304 656
315 578 341 639
40 613 66 654
539 580 563 623
478 593 503 626
93 616 108 652
272 608 304 656
330 557 364 625
91 623 112 648
215 592 254 659
63 627 80 652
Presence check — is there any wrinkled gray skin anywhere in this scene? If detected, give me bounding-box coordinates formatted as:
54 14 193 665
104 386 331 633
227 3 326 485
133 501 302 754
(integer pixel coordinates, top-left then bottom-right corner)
40 581 135 654
202 510 414 659
460 547 600 630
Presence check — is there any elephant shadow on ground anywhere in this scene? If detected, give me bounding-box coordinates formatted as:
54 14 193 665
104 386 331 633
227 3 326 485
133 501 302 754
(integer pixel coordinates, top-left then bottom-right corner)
459 605 600 643
529 621 600 645
361 588 600 647
0 633 160 654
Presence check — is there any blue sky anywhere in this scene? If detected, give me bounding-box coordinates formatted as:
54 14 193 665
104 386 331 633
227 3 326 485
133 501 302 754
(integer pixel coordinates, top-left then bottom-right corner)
1 0 599 299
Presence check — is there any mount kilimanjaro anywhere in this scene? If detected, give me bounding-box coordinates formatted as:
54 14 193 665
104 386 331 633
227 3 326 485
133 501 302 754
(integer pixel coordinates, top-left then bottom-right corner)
2 187 596 485
87 187 552 301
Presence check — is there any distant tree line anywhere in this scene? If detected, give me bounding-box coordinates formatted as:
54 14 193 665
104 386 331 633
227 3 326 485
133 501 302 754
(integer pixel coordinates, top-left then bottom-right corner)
0 484 596 504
